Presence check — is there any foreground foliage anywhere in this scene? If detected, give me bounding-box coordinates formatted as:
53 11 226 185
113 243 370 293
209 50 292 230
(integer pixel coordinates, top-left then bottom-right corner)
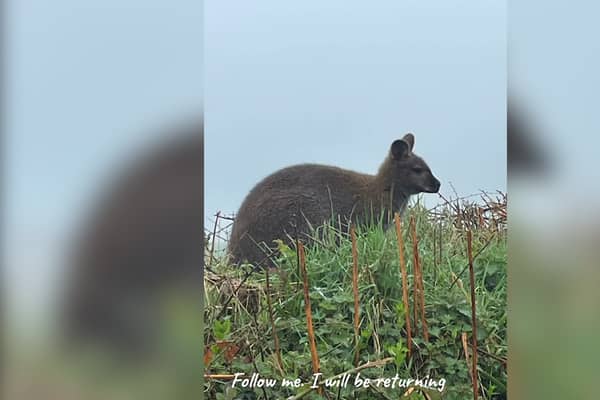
204 195 507 400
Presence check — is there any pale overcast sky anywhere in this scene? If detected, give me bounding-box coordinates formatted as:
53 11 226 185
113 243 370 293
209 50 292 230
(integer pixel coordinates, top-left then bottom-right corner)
205 1 507 226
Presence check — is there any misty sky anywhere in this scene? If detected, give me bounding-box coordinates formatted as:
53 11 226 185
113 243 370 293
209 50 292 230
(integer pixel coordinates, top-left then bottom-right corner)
205 1 507 228
5 0 203 331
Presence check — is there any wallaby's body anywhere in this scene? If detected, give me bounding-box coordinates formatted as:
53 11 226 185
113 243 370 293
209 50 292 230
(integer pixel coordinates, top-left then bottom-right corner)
229 134 440 267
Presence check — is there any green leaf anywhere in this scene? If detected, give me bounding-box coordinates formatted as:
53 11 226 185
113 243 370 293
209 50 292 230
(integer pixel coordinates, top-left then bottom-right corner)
212 318 232 341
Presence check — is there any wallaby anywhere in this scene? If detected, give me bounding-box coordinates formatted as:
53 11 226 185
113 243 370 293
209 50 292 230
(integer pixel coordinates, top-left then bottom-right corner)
228 133 440 267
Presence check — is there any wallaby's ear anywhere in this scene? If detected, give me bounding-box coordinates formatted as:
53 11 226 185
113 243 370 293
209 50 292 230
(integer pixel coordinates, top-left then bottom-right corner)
391 139 410 159
402 133 415 151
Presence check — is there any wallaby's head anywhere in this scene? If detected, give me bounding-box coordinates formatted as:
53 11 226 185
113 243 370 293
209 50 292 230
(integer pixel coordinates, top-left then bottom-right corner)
383 133 441 195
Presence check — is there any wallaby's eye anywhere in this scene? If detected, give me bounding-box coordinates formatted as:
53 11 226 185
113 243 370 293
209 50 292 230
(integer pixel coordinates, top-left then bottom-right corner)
412 167 425 174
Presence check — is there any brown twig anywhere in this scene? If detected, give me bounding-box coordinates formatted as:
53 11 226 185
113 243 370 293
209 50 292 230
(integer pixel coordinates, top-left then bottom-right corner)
461 332 473 383
394 213 412 358
467 230 479 400
449 235 494 290
204 374 245 380
411 215 429 342
468 343 508 368
250 347 269 400
265 267 284 374
298 242 320 383
433 223 437 267
411 225 419 337
350 224 361 367
214 248 277 320
438 220 443 265
208 211 221 267
436 192 459 214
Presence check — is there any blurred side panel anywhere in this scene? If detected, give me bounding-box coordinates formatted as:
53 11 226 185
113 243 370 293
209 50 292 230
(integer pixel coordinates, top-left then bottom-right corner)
3 0 203 398
509 1 600 399
507 98 549 178
62 122 204 354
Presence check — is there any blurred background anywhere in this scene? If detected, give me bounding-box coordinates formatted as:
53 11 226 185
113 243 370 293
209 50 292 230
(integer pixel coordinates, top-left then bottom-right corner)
3 0 203 398
509 1 600 399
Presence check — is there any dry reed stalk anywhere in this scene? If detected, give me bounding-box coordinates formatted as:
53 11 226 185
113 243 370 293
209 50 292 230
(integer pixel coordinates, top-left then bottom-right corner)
461 332 473 383
467 229 479 400
208 211 221 266
298 242 320 380
204 374 244 380
433 224 438 267
394 212 412 358
350 225 361 366
265 267 284 374
469 343 508 368
411 226 420 337
449 235 494 290
438 220 443 266
411 215 429 342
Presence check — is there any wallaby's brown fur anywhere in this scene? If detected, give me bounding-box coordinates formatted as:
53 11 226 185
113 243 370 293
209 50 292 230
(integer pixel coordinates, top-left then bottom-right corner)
228 133 440 267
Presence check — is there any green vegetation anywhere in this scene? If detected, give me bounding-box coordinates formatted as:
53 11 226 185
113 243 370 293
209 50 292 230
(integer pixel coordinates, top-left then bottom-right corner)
204 195 507 400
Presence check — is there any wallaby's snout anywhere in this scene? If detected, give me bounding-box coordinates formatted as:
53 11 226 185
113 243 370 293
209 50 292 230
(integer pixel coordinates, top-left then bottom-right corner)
425 174 441 193
409 168 440 194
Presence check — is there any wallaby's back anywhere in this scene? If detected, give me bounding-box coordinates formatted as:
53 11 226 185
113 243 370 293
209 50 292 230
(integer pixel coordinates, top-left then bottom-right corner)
229 164 371 265
228 134 440 267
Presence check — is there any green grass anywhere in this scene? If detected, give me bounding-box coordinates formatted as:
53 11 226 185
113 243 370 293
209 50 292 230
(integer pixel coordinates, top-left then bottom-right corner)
204 200 507 400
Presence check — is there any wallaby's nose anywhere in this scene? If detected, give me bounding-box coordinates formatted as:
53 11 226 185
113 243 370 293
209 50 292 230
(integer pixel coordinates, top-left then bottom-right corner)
429 177 441 193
